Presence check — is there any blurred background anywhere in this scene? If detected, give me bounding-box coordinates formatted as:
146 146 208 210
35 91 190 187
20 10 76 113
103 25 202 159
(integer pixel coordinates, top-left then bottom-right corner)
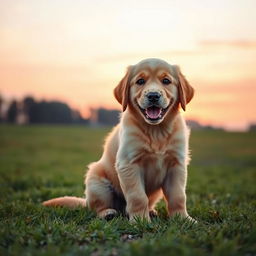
0 0 256 131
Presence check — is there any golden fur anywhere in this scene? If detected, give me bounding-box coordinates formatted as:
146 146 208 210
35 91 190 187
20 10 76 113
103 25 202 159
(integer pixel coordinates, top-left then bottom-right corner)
43 58 195 222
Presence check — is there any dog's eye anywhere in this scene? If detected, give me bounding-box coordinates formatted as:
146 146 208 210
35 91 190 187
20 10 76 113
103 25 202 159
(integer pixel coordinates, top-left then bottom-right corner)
136 78 146 85
162 78 171 85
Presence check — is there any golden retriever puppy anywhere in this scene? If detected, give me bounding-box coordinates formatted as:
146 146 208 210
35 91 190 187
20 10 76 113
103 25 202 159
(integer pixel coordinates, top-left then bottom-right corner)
43 58 195 222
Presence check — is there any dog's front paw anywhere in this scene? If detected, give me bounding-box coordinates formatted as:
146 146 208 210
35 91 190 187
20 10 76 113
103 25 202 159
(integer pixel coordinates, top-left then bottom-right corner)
185 215 197 224
171 211 197 224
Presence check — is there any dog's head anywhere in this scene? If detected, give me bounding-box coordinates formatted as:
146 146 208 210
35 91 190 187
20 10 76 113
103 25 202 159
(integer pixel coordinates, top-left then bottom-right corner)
114 58 194 125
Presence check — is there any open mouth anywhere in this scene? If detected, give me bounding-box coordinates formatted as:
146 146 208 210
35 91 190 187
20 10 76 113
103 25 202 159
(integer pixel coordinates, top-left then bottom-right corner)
138 105 170 122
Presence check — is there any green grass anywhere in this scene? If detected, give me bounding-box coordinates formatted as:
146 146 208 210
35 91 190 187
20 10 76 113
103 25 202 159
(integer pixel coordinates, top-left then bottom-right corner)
0 125 255 256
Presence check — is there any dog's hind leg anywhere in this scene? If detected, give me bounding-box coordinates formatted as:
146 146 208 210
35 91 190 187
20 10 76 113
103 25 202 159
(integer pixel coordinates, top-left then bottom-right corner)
85 162 118 220
148 189 163 218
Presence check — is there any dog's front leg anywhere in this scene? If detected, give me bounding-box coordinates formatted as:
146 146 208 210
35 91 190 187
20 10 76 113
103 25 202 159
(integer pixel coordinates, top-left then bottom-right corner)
116 161 150 221
162 163 192 220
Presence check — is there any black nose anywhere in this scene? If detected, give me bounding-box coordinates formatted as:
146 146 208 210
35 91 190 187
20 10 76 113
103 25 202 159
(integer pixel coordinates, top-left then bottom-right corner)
147 92 161 103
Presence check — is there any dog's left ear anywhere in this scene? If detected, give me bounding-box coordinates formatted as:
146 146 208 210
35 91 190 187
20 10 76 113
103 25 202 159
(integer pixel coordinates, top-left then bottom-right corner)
174 65 194 111
114 66 132 112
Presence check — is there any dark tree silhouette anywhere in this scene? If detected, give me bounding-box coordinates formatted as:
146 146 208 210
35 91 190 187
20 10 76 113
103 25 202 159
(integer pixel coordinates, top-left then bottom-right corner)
40 101 73 124
0 95 3 122
7 100 18 123
23 96 36 123
97 108 120 126
23 97 75 124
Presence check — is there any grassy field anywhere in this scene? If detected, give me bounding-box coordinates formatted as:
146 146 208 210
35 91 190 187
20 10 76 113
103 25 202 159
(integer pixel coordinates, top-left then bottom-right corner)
0 125 255 256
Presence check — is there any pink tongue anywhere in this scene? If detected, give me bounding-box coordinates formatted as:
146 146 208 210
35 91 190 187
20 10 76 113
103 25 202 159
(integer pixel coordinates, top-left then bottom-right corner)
146 106 161 119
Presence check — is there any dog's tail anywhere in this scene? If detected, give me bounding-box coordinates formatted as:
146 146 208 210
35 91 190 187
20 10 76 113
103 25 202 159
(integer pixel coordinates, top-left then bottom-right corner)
42 196 86 208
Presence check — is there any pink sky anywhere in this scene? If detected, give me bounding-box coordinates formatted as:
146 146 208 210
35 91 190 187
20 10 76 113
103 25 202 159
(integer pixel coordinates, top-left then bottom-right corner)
0 0 256 130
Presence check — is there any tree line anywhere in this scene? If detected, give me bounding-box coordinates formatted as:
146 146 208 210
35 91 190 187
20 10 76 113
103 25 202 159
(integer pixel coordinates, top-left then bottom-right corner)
0 96 88 124
0 95 121 126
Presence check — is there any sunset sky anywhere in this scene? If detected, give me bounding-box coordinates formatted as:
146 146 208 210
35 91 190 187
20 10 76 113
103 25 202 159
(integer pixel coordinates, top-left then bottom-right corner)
0 0 256 130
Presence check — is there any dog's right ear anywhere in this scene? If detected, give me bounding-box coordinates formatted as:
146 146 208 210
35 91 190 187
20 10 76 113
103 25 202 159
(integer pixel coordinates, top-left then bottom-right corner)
174 65 194 111
114 66 132 112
